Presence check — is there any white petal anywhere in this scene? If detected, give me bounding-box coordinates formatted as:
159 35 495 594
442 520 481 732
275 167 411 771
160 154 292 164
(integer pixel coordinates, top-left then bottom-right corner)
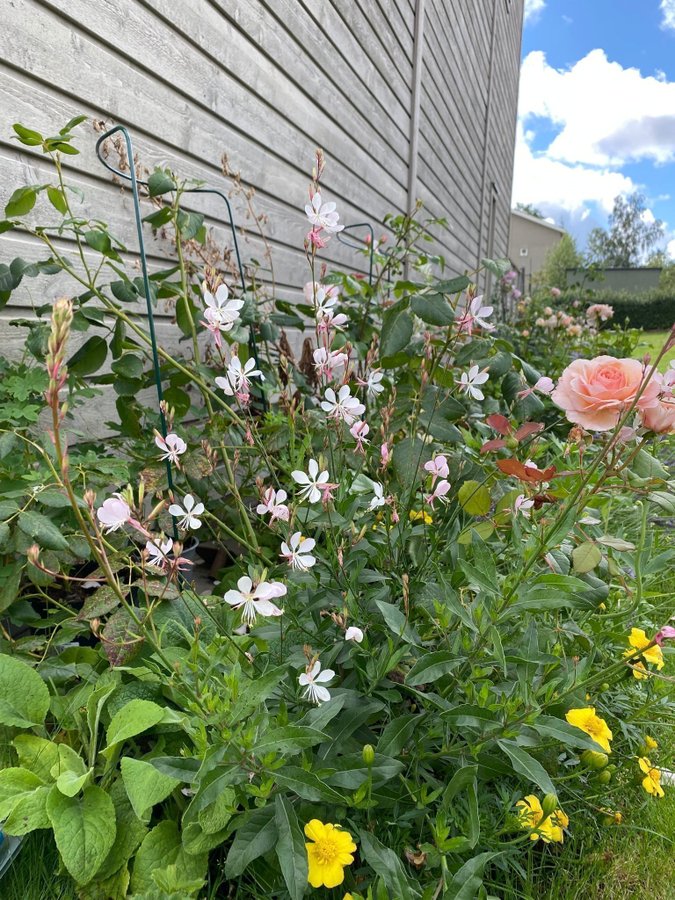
313 685 331 703
168 504 184 516
315 668 335 683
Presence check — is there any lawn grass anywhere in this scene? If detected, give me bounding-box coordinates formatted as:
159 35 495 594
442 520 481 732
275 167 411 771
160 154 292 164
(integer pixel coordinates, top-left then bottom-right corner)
634 330 675 371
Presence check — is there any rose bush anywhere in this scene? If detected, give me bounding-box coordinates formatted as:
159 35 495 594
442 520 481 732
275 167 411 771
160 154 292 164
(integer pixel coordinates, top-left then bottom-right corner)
0 120 674 899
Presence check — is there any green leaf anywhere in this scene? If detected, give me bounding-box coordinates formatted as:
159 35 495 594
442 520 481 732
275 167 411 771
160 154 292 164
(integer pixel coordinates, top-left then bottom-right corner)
111 353 144 380
254 726 328 757
436 275 471 294
147 170 176 197
274 795 308 900
377 714 419 757
130 819 207 894
458 480 491 516
56 767 92 797
12 123 44 145
47 186 68 214
224 805 277 878
0 655 50 727
94 778 147 882
531 716 607 753
2 784 51 835
497 740 555 795
444 851 499 900
406 651 462 686
13 734 60 781
47 784 116 885
18 509 70 550
359 830 414 900
105 699 166 749
273 766 344 804
68 336 108 376
83 229 113 255
380 303 413 357
411 292 454 325
0 767 45 819
5 185 37 217
572 542 602 573
442 706 499 730
120 757 180 821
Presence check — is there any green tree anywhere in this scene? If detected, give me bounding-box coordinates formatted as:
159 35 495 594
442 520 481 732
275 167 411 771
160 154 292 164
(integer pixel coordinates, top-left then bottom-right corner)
515 202 545 219
535 232 582 289
586 193 665 267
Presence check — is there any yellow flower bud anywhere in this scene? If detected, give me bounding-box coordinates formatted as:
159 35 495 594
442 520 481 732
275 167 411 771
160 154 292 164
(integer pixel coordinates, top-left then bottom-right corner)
362 744 375 766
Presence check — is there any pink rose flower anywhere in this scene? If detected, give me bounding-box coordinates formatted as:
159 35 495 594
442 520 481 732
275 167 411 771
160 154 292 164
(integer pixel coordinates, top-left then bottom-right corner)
642 396 675 434
552 356 661 432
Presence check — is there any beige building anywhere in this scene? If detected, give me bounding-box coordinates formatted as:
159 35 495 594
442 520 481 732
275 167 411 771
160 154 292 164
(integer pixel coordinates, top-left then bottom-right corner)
509 209 565 291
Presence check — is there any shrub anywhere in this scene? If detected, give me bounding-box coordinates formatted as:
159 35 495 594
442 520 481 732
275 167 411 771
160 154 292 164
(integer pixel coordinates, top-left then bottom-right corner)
558 289 675 331
0 121 674 900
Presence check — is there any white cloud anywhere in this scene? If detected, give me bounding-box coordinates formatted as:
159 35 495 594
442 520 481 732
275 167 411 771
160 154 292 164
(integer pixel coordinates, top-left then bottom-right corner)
661 0 675 31
524 0 545 25
519 49 675 167
513 122 635 215
668 238 675 259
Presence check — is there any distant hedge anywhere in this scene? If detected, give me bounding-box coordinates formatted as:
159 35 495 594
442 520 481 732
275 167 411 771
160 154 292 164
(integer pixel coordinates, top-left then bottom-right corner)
561 289 675 331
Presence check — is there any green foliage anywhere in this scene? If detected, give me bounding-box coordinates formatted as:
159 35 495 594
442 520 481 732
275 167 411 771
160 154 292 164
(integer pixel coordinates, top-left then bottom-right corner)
586 193 665 268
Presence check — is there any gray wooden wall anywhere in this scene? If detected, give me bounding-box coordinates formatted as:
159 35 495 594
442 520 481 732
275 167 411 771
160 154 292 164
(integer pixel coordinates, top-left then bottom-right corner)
0 0 523 360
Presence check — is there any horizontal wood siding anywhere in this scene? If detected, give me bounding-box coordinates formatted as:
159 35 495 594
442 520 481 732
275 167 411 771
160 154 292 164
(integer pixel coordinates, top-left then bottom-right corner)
1 0 523 335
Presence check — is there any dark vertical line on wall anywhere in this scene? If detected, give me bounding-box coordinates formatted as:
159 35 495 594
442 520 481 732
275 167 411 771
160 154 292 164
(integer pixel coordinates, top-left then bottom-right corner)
477 0 499 283
405 0 426 279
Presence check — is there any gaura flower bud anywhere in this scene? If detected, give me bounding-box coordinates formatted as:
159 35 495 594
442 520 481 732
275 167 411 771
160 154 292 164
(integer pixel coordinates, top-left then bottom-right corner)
541 793 559 817
362 744 375 766
581 750 609 770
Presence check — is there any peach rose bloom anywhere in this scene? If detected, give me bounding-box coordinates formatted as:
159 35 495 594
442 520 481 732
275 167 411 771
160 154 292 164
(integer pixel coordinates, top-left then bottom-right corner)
642 396 675 434
552 356 661 431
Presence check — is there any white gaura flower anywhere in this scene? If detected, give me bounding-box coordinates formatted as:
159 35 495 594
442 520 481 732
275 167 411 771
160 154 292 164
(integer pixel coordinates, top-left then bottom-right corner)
359 370 385 399
457 295 494 334
281 532 316 571
144 536 173 568
203 283 231 311
313 347 348 379
514 494 535 518
298 660 335 704
201 285 245 346
168 493 205 530
309 284 348 330
345 626 364 643
256 487 290 522
304 192 344 234
459 365 489 401
321 385 366 425
215 356 264 396
155 432 187 465
96 495 131 533
368 482 386 512
424 454 449 485
223 575 285 625
291 459 330 504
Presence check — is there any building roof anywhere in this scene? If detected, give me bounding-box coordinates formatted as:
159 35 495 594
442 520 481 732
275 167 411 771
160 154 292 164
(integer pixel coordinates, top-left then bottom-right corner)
511 208 566 234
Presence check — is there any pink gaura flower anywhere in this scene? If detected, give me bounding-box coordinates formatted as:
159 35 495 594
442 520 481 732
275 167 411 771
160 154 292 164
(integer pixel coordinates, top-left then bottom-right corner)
350 420 370 452
155 432 187 465
313 347 348 379
516 376 555 400
305 191 344 234
456 295 494 335
514 494 535 517
552 356 661 431
96 495 131 533
380 442 391 467
425 479 451 507
345 626 364 643
256 487 290 522
424 455 449 485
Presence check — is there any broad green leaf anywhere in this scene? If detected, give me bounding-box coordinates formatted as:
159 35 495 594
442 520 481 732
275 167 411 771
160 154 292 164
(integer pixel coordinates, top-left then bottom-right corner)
325 753 404 789
130 819 207 894
149 755 201 782
47 186 68 214
273 766 344 804
198 787 235 834
2 784 51 835
18 509 70 551
406 651 463 686
359 830 414 900
274 795 308 900
13 734 60 781
0 767 45 819
458 559 498 596
67 336 108 376
380 303 413 358
411 292 454 325
444 851 499 900
436 275 471 294
46 784 116 884
13 123 44 145
0 654 50 727
147 170 176 197
95 779 147 882
5 185 37 217
572 542 602 573
224 805 277 878
105 699 166 749
120 756 180 821
458 480 491 516
497 740 555 795
377 714 419 757
254 726 328 757
531 716 607 753
56 767 92 797
442 705 499 730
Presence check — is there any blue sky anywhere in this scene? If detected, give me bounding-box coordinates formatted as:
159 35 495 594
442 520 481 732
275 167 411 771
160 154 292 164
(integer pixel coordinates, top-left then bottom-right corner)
515 0 675 257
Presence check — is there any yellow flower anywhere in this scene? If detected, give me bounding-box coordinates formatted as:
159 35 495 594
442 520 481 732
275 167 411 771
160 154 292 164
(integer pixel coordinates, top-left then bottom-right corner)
645 735 658 750
305 819 357 889
638 758 665 798
631 661 649 680
409 509 433 525
624 628 664 678
565 707 613 753
516 795 569 843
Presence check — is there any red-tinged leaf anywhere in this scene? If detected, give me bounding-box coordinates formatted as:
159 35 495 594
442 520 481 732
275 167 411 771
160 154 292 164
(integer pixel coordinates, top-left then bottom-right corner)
513 421 545 442
496 459 558 484
101 609 144 666
485 414 511 435
533 493 557 509
480 438 507 454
